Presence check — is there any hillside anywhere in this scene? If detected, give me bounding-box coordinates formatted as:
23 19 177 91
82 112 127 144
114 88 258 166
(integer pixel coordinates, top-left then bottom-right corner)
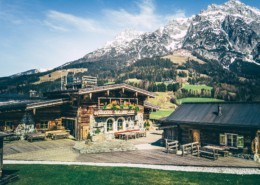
0 0 259 101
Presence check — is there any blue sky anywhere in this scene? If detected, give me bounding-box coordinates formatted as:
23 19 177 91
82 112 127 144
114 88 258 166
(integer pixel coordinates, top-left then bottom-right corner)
0 0 259 76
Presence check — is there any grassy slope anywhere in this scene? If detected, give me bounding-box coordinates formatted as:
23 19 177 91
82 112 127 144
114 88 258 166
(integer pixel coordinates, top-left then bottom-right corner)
5 165 259 185
125 78 142 84
146 92 176 109
177 98 224 104
33 68 88 84
162 49 205 65
150 109 174 120
182 84 213 91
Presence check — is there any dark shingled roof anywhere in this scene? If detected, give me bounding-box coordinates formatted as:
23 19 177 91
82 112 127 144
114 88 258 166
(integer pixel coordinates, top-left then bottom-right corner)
164 102 260 128
0 131 12 137
0 99 69 113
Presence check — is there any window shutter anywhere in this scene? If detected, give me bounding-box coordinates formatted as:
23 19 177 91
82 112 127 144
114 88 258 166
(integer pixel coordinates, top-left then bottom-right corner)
237 135 244 148
219 133 225 145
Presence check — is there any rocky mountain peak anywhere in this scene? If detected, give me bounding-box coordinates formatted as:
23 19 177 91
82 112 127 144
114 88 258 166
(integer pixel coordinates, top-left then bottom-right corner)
201 0 259 22
104 29 143 48
183 0 260 68
64 0 259 71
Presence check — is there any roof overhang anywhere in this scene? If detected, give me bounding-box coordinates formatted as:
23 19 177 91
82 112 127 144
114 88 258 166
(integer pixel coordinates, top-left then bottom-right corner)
0 132 13 138
26 99 70 110
77 83 155 98
144 102 160 110
161 120 260 129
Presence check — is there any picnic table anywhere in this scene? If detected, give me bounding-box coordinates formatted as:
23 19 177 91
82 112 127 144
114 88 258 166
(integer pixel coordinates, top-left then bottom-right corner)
203 145 229 157
132 130 146 138
115 129 146 140
45 130 69 140
26 133 46 142
118 132 136 140
51 132 69 140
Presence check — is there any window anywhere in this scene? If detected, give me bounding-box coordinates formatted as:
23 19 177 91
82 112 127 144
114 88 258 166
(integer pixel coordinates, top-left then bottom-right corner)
219 134 225 145
5 121 13 131
39 121 48 129
107 119 113 132
237 135 244 148
117 119 123 131
219 133 244 148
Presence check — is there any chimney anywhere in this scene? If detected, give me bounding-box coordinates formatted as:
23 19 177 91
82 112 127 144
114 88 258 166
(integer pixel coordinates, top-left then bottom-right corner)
218 105 222 116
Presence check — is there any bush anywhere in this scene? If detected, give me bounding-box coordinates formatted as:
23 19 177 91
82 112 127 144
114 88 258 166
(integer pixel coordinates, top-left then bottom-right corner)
95 128 101 134
144 121 150 130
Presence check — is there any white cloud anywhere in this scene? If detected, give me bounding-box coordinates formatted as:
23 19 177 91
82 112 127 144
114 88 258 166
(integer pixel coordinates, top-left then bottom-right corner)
44 0 187 34
166 9 187 21
0 0 188 76
45 10 103 33
43 21 70 32
103 0 162 31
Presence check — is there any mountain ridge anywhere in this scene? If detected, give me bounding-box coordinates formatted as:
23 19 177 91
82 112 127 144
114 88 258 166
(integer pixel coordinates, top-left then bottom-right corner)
60 0 259 71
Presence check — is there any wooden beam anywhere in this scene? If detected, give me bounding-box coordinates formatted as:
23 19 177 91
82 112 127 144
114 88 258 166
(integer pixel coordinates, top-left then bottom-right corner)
33 108 36 115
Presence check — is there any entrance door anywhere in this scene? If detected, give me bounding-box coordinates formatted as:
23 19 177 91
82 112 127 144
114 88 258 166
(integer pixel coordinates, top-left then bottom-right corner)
62 119 75 136
258 132 260 154
191 129 200 143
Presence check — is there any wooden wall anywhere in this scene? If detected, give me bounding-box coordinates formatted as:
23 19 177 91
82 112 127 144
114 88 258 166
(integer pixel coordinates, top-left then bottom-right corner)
164 124 257 153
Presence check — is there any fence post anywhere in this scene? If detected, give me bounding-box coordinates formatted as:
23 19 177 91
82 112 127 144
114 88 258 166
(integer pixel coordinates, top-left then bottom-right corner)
191 143 193 155
165 139 168 153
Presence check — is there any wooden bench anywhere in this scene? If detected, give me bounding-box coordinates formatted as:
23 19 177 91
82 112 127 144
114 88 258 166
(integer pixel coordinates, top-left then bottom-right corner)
114 129 140 138
51 132 69 140
26 133 46 142
133 130 146 138
199 148 220 160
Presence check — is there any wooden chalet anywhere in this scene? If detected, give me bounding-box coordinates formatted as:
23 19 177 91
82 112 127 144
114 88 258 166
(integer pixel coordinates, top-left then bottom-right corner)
0 84 159 141
161 102 260 159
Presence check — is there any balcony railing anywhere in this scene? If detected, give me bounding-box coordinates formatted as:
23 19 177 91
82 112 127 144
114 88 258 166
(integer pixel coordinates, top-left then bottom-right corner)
93 109 136 116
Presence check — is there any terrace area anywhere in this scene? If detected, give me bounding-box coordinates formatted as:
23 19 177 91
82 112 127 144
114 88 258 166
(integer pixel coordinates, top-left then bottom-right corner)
3 131 260 168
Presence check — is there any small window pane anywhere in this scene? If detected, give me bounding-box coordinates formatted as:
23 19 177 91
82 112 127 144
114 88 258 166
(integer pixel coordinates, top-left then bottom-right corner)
117 119 123 130
227 134 232 146
107 119 113 132
237 135 244 148
233 135 237 147
219 134 225 145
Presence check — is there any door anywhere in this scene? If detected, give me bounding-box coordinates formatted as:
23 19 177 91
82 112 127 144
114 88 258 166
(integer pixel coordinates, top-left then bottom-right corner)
258 132 260 154
62 119 75 137
191 129 200 143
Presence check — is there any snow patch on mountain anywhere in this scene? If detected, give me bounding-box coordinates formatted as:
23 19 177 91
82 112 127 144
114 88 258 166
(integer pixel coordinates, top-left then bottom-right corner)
61 0 259 71
183 0 260 67
10 68 50 78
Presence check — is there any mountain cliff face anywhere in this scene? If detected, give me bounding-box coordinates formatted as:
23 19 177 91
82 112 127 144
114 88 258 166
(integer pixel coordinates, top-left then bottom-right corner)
63 0 259 70
183 0 260 67
63 18 191 67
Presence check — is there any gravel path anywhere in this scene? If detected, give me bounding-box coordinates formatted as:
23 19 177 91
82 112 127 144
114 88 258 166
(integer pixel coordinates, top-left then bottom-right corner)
4 160 260 175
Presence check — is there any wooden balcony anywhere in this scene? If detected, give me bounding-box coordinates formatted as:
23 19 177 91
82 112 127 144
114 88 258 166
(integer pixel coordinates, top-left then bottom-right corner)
93 109 136 117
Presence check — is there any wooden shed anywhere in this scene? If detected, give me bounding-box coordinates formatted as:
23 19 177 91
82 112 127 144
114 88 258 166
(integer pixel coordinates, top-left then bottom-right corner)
161 102 260 158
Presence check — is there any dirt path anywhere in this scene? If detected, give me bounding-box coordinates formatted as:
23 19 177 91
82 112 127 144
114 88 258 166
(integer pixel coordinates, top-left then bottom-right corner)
4 160 260 175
